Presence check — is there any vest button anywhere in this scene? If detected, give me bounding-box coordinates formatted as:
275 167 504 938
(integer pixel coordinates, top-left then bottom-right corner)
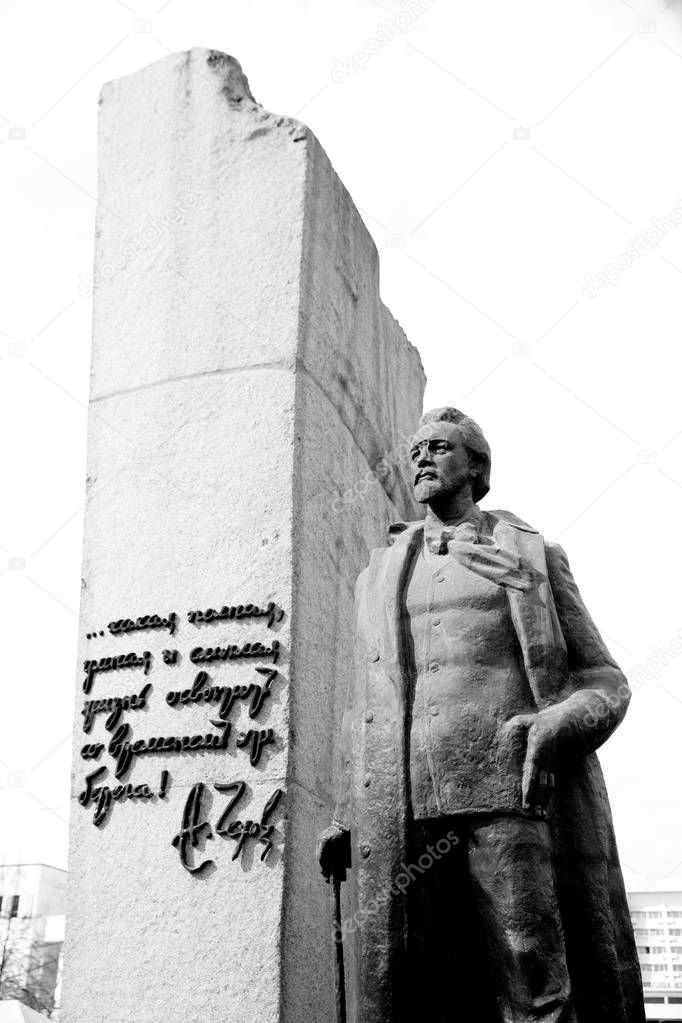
360 844 371 858
370 651 380 662
364 776 371 788
430 706 439 716
432 618 441 627
365 711 374 723
430 662 440 673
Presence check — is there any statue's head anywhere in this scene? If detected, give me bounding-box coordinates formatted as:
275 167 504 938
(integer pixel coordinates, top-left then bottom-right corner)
410 407 491 506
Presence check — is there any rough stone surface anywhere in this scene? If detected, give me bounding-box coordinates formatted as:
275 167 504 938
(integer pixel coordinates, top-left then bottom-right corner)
60 48 424 1023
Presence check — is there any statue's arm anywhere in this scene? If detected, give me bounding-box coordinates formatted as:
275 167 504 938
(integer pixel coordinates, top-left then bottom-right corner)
514 541 631 813
543 539 630 754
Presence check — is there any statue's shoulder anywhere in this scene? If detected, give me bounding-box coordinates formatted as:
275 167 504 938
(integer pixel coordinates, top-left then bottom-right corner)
387 520 423 545
355 520 422 597
362 520 424 557
485 509 539 535
487 510 570 574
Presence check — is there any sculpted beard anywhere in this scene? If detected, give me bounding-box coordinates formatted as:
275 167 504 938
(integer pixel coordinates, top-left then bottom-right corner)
413 461 472 505
414 473 441 503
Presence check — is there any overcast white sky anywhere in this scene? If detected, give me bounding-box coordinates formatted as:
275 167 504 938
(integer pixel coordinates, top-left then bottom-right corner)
1 0 682 888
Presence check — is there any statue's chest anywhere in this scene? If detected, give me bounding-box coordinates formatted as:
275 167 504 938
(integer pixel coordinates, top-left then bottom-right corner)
405 547 520 666
406 546 510 616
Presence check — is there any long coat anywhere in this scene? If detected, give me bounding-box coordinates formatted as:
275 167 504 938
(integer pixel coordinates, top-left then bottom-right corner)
334 510 644 1023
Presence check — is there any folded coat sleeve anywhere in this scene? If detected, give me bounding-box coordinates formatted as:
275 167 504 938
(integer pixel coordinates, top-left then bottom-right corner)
543 540 631 755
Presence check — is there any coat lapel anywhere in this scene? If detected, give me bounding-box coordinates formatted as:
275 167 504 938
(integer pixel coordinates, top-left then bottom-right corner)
380 523 423 689
489 512 568 708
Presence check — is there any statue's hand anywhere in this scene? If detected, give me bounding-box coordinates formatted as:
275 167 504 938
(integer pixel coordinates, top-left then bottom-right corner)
508 713 558 816
317 823 351 881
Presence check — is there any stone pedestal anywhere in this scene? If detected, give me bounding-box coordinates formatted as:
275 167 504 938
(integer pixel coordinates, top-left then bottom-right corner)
61 49 425 1023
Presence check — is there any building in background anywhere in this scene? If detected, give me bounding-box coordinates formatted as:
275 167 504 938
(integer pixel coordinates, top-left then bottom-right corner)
0 864 66 1019
629 890 682 1022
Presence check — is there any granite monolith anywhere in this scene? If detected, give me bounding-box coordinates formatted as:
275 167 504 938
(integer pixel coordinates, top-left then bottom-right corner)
60 48 425 1023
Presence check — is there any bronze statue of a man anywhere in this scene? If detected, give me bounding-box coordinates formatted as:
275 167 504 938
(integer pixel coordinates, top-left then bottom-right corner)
318 407 644 1023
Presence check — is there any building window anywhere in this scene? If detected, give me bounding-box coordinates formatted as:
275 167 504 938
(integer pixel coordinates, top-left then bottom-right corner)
8 895 20 918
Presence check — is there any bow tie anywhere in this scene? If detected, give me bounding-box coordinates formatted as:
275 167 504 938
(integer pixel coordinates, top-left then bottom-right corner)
422 521 544 598
424 521 479 555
